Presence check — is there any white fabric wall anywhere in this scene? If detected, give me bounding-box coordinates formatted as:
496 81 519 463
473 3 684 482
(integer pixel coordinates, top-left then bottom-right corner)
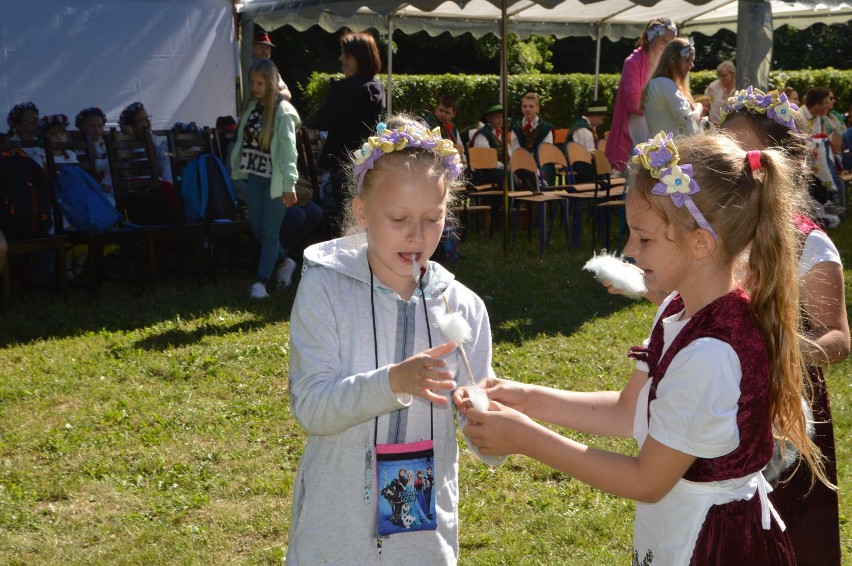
0 0 237 131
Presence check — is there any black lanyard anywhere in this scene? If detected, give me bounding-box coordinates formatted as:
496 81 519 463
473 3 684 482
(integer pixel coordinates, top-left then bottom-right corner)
369 261 433 445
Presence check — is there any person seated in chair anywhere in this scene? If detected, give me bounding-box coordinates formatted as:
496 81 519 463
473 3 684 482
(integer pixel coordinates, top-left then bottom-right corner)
570 100 609 153
119 101 173 183
510 93 554 188
469 102 506 188
75 107 115 206
6 101 45 165
423 94 466 167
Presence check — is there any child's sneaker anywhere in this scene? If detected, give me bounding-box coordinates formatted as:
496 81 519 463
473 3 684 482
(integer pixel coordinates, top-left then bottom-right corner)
275 257 297 288
249 282 269 299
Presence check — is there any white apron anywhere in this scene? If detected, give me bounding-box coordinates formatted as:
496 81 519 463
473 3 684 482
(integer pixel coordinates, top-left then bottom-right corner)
631 379 785 565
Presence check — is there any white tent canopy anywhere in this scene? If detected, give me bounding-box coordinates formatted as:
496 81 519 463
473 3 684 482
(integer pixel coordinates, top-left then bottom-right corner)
0 0 238 131
241 0 852 40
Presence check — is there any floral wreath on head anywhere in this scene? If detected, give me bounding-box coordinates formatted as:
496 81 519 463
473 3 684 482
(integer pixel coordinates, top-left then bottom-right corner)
719 86 799 132
7 101 39 130
75 107 106 129
352 121 464 190
631 131 718 239
119 101 145 127
38 114 69 133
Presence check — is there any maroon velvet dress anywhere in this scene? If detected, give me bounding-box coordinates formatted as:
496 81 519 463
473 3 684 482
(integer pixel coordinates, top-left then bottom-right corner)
631 291 796 565
767 215 841 566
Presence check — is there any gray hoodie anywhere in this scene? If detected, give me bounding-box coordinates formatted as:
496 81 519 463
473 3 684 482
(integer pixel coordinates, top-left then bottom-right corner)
287 234 495 565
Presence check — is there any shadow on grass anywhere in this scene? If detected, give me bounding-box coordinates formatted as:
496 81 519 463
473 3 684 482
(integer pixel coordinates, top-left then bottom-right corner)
0 270 299 346
452 229 637 344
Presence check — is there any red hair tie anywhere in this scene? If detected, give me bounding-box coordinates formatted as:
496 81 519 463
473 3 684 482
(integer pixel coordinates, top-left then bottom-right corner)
747 150 762 172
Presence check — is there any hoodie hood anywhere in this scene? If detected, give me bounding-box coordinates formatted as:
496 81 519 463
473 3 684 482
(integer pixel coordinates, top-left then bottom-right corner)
303 234 456 299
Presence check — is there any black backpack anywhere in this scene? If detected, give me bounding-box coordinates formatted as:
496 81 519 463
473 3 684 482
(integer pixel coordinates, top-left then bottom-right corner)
179 153 240 221
0 150 53 240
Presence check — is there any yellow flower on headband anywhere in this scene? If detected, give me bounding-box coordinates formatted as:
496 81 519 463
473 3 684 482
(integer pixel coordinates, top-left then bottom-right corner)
631 131 679 179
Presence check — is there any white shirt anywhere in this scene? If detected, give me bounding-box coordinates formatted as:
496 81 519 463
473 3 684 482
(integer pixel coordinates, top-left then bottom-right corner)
799 229 841 277
631 296 778 564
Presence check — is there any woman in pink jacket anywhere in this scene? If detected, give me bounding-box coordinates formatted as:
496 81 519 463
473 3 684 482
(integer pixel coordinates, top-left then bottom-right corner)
605 18 677 171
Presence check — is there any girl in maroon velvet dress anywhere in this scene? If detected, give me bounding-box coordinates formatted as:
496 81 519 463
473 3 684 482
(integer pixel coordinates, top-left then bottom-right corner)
455 131 833 564
721 88 848 566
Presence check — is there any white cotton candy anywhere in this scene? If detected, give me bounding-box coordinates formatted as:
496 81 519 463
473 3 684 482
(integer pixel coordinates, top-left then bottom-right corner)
583 252 647 299
410 254 420 281
437 311 473 345
468 386 490 412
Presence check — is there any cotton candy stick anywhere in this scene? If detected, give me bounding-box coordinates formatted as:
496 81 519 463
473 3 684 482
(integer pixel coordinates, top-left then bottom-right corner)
438 297 489 411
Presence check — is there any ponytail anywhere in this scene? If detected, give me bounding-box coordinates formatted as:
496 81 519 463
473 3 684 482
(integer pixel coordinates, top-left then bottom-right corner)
741 149 832 490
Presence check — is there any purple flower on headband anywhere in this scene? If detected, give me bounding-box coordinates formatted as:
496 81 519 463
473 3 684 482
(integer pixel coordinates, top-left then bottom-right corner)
767 94 799 132
651 164 718 239
649 144 674 169
754 92 774 109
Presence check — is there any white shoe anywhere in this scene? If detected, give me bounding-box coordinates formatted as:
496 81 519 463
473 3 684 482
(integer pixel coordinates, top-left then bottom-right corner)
275 257 297 288
249 282 269 299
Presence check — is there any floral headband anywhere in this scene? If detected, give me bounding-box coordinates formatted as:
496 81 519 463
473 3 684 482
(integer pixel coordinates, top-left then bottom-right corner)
631 132 718 239
119 101 145 126
647 18 677 41
718 86 799 132
680 37 695 59
38 114 69 133
352 121 464 189
7 101 39 129
75 107 106 129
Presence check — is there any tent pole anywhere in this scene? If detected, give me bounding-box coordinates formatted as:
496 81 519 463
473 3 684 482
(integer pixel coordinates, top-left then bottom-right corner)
386 16 394 115
501 0 510 258
594 24 602 99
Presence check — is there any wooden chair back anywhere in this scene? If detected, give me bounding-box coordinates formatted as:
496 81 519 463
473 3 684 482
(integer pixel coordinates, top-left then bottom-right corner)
567 142 592 167
296 126 321 189
468 147 498 170
510 147 539 176
593 149 613 177
537 142 568 169
168 127 213 184
213 127 237 162
106 129 159 193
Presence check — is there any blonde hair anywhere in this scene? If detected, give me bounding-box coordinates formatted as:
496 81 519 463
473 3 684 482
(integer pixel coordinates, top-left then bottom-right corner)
628 132 831 489
248 58 282 153
342 114 462 235
641 38 694 109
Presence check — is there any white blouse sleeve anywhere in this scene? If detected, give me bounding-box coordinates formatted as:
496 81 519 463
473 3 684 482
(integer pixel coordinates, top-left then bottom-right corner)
647 337 741 459
799 230 842 277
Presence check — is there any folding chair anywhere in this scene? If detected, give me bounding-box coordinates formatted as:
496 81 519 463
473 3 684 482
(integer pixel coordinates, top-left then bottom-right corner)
107 129 206 287
44 131 147 293
509 148 569 255
1 138 68 307
591 150 627 252
169 126 254 283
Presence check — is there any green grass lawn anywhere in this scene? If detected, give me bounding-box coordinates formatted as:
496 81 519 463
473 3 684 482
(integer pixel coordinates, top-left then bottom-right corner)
1 215 850 565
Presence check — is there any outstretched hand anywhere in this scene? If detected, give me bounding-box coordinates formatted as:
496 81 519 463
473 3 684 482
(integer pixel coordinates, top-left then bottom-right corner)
460 401 535 458
389 342 457 405
453 377 531 416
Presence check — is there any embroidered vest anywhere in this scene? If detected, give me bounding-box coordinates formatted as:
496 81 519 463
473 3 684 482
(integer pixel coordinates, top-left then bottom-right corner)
629 290 774 482
512 119 553 152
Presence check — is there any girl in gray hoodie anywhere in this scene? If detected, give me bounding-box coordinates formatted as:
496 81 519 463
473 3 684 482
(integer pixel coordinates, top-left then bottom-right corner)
287 116 497 564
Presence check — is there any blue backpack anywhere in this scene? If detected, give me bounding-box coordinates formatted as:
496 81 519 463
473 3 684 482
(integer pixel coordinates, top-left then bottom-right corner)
179 154 239 221
54 163 122 231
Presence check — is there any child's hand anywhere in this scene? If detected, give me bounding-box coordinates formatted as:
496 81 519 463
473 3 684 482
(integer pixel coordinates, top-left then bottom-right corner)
389 342 457 405
454 377 531 415
461 402 533 458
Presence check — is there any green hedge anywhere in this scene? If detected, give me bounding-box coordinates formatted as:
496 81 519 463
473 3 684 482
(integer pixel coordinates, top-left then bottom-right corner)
300 69 852 132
